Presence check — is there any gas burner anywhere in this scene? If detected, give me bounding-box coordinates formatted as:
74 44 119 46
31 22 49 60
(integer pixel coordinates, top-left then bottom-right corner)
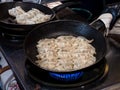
25 59 109 89
49 71 84 82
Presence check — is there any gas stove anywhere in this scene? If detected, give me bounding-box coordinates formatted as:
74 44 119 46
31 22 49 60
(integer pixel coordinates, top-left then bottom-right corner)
0 32 120 90
0 1 120 90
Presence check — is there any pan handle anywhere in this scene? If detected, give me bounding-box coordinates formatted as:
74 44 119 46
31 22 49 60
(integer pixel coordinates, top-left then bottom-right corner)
90 2 120 36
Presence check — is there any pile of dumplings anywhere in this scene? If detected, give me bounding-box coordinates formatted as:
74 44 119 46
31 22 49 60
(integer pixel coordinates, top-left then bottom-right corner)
8 6 51 25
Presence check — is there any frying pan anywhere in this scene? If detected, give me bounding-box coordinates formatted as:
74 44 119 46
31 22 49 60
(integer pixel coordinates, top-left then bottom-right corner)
24 3 120 81
0 1 80 35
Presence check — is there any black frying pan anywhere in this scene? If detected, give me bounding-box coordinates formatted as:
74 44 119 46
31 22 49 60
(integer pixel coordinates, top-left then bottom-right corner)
24 3 120 81
0 1 80 35
24 20 106 72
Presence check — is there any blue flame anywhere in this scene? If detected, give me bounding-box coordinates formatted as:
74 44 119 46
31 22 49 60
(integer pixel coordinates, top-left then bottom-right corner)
49 72 84 81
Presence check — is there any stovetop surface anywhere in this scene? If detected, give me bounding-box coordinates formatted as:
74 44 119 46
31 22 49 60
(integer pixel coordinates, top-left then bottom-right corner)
0 2 120 90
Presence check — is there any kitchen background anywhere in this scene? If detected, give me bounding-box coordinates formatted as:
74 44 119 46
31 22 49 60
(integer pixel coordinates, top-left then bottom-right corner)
0 0 120 90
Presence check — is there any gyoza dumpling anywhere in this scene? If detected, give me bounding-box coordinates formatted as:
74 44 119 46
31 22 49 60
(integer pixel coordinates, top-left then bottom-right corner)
8 6 25 17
